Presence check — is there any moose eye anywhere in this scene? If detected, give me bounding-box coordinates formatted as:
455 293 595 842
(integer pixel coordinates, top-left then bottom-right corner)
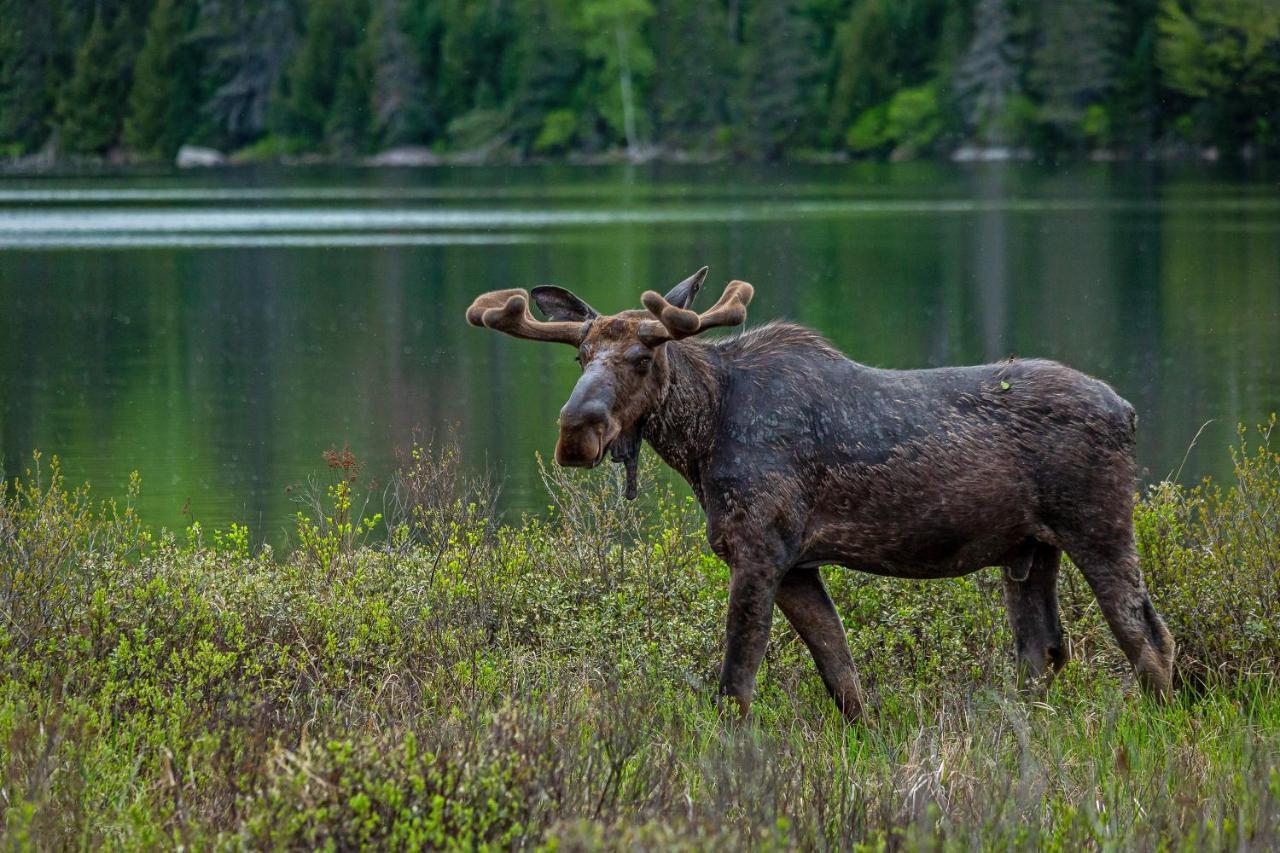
633 355 653 373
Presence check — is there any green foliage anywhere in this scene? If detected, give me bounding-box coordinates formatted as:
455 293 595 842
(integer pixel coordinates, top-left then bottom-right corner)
577 0 656 151
952 0 1025 144
737 0 822 160
1136 417 1280 683
3 428 1280 846
56 10 142 155
194 0 299 148
1030 0 1121 143
845 103 890 154
2 0 1277 160
1081 103 1111 145
846 84 943 157
125 0 201 159
829 0 952 144
0 1 58 156
364 0 433 147
649 0 733 148
1158 0 1280 150
227 134 309 164
533 108 580 154
506 0 583 153
274 0 370 152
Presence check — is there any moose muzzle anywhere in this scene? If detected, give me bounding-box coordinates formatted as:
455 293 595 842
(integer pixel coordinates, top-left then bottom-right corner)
555 367 619 468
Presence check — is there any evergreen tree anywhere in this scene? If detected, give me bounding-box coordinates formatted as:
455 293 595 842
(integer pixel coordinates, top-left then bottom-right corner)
1031 0 1120 142
196 0 300 147
649 0 733 145
56 9 142 154
953 0 1025 143
125 0 201 158
365 0 431 148
1158 0 1280 151
738 0 822 159
327 42 374 153
434 0 519 127
1106 0 1159 148
830 1 897 138
0 1 58 154
5 0 1278 162
507 0 583 153
829 0 952 141
275 0 370 149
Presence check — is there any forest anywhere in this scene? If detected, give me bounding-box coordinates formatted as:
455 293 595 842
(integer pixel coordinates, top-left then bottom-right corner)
1 0 1277 165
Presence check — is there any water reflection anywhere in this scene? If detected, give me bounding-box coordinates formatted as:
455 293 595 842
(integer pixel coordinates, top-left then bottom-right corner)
1 163 1277 541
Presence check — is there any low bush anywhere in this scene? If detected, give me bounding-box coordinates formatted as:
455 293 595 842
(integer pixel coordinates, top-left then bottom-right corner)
2 426 1279 848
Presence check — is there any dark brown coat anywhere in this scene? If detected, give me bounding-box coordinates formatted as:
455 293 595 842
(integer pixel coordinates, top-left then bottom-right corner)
467 269 1176 721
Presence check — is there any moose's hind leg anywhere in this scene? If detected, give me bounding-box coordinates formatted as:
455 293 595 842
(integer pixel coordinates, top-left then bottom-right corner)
1003 542 1069 688
775 567 864 723
1067 537 1176 697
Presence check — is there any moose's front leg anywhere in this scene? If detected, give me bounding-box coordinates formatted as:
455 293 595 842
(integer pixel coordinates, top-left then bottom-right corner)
718 562 781 718
775 567 864 723
706 490 798 719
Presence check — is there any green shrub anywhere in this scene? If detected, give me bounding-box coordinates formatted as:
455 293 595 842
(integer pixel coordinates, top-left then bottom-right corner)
1081 103 1111 146
446 109 509 152
845 103 889 154
1137 418 1280 684
2 426 1280 848
229 135 310 164
846 83 942 158
533 109 580 154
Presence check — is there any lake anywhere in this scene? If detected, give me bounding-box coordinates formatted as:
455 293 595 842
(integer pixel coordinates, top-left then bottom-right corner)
1 162 1278 542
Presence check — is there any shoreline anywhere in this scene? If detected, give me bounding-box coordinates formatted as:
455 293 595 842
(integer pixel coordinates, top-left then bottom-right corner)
0 141 1259 177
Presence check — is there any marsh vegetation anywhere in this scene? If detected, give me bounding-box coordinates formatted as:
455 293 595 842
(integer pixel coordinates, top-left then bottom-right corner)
2 424 1279 848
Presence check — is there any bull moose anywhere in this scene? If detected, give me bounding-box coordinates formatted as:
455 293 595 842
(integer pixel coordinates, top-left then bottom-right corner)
466 268 1176 722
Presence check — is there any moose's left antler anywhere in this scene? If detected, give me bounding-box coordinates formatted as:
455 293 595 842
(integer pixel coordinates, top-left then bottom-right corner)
466 288 587 345
639 279 754 344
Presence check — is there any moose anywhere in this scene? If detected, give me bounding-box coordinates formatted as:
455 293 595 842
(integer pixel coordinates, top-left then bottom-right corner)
466 268 1176 722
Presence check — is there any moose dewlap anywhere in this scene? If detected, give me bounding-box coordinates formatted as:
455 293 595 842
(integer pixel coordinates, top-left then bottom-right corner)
466 268 1176 722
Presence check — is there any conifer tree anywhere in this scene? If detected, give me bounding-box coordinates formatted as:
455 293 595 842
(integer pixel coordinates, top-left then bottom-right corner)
275 0 370 149
1032 0 1120 141
0 1 58 154
738 0 821 159
197 0 299 147
508 0 582 153
366 0 431 147
1158 0 1280 151
649 0 732 144
327 45 374 154
56 10 140 154
953 0 1024 143
125 0 200 158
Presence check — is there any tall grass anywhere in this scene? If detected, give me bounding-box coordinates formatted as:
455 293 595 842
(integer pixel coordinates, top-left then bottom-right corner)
2 424 1279 849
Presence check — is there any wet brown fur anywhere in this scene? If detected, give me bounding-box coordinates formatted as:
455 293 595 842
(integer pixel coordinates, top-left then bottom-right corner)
469 279 1177 723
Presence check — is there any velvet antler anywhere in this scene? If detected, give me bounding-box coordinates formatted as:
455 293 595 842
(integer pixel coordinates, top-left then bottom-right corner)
465 288 587 346
638 279 754 345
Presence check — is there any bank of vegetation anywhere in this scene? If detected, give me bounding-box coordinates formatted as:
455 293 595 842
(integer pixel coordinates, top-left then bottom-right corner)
2 423 1279 847
2 0 1278 168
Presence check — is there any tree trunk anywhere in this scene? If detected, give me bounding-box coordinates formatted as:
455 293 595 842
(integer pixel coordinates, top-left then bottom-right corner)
616 20 638 157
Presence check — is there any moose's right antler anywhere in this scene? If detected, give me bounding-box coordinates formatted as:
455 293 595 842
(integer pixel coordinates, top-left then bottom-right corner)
639 279 754 344
466 288 588 345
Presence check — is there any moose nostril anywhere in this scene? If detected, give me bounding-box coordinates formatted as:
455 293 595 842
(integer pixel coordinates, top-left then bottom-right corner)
561 400 608 429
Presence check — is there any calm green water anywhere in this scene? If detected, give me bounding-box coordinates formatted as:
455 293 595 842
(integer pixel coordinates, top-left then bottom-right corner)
1 163 1278 541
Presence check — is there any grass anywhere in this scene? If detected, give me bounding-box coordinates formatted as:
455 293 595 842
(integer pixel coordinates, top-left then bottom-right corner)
2 422 1279 850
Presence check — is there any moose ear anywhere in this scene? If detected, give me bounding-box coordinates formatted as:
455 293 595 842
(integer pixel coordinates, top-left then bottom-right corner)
662 266 709 310
530 286 599 322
